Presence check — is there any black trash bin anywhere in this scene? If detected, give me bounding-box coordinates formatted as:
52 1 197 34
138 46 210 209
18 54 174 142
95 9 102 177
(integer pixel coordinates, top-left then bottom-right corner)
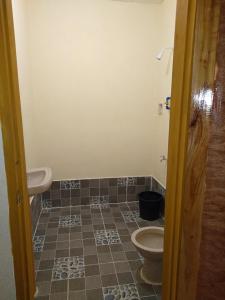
139 191 163 221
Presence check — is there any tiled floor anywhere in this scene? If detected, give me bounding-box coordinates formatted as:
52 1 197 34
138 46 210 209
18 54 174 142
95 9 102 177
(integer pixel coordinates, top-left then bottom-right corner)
33 201 163 300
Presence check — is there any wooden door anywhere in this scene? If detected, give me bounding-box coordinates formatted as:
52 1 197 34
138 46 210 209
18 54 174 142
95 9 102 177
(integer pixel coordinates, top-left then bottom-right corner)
0 1 35 299
163 0 225 299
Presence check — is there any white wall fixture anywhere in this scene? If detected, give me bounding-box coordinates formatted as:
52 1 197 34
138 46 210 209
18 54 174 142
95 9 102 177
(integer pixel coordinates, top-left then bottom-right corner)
156 47 174 61
27 167 52 196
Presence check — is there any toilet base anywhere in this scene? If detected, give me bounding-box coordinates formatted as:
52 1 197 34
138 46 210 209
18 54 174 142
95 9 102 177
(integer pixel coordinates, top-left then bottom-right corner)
140 267 162 286
139 258 162 286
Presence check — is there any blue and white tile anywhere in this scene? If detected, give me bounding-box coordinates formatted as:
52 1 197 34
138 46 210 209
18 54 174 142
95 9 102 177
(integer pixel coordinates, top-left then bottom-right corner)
59 215 81 227
41 198 53 209
127 177 137 186
103 285 121 300
52 256 84 280
33 235 45 252
103 284 139 300
117 178 127 187
60 180 72 190
90 196 110 209
94 230 109 245
122 210 141 223
106 229 121 245
70 180 81 189
120 283 139 299
60 180 80 190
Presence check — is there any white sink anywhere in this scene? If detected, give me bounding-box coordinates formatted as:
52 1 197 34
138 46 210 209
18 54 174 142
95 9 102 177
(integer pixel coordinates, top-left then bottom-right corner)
27 167 52 196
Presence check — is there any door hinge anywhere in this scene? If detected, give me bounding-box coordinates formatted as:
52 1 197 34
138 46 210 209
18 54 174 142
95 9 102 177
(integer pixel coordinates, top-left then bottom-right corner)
16 191 22 205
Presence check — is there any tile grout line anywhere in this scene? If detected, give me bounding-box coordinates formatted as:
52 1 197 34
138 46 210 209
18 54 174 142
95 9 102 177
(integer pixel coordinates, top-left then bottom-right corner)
126 177 128 203
98 201 109 299
40 200 140 213
99 199 118 299
125 202 142 300
81 202 101 298
101 200 141 299
152 285 160 299
33 203 48 289
66 205 72 300
83 205 90 300
33 197 44 239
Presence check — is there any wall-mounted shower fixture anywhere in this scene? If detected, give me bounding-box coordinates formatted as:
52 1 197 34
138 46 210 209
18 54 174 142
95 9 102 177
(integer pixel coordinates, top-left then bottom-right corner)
165 97 171 110
156 47 173 61
160 155 167 162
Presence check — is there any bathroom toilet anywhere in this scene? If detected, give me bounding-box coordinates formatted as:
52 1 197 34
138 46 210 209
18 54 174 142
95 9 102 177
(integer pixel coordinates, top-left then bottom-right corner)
131 226 164 285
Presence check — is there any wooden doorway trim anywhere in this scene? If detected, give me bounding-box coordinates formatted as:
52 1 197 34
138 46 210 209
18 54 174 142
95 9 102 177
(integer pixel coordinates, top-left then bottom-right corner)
0 1 35 300
162 0 197 299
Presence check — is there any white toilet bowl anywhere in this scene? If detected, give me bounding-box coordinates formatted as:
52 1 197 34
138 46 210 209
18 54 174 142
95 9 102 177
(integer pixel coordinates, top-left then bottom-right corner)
131 226 164 285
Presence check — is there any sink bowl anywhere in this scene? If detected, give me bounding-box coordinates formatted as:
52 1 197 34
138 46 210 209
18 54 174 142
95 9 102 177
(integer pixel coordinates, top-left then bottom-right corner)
27 167 52 196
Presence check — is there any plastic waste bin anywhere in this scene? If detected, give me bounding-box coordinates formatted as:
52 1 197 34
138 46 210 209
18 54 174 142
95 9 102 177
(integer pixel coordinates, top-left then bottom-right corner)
139 191 163 221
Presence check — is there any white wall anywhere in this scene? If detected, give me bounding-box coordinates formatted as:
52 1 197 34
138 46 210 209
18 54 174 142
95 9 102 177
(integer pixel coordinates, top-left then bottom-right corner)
151 0 177 186
0 127 16 300
12 0 37 169
15 0 176 184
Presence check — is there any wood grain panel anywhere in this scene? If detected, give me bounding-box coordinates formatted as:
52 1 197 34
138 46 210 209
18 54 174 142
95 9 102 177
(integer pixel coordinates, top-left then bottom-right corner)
177 1 221 299
197 2 225 299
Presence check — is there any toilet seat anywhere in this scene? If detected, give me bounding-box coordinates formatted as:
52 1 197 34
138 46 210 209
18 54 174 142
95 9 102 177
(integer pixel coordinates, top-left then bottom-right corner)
131 226 164 253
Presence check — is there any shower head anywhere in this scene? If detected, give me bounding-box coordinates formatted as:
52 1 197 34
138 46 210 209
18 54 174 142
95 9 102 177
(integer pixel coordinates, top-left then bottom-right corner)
156 48 165 61
156 47 173 61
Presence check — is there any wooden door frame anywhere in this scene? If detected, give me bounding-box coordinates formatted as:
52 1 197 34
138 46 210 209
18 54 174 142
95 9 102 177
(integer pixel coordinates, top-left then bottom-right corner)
0 0 200 299
0 1 35 300
162 0 197 299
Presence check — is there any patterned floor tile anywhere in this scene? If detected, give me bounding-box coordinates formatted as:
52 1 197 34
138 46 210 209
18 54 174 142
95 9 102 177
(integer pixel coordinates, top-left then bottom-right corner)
120 283 139 299
122 211 141 223
103 285 121 300
33 236 45 252
41 199 53 209
103 284 139 300
117 178 127 187
90 196 110 209
127 202 139 210
60 180 80 190
94 230 121 245
106 230 121 245
95 230 109 245
59 215 81 227
70 180 81 189
60 180 71 190
52 256 84 280
127 177 137 186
